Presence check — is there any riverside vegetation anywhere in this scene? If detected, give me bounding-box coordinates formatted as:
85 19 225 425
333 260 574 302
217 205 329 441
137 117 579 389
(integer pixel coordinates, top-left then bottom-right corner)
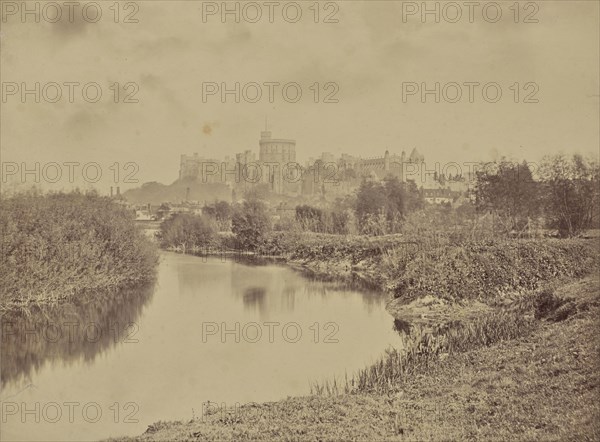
138 155 599 440
121 230 599 441
0 190 159 312
118 227 599 441
116 273 600 441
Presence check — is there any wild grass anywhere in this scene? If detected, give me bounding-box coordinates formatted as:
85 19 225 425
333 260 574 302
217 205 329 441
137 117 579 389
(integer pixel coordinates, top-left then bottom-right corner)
312 309 536 396
381 238 598 303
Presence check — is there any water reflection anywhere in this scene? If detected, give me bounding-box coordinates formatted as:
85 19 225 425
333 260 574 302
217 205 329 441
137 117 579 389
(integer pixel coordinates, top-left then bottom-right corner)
242 287 266 310
178 256 386 321
2 253 403 441
1 282 156 388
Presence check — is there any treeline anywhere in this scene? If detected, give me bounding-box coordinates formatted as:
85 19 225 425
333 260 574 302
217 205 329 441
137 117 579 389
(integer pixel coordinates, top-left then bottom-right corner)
475 154 599 237
158 199 271 251
158 154 599 252
159 176 423 249
0 190 158 311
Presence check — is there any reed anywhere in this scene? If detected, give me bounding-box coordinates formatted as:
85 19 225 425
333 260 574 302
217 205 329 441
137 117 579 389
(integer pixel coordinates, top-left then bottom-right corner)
312 309 535 396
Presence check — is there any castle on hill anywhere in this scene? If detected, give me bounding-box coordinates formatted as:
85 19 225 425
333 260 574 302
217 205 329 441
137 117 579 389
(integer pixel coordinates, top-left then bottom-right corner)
178 128 466 202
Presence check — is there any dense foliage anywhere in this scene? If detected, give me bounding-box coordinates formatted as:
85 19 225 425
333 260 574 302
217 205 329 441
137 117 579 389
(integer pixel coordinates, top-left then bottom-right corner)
0 190 158 310
158 213 218 249
474 155 599 237
231 199 271 250
539 154 600 237
474 160 540 232
202 200 232 231
355 177 423 235
294 204 351 234
252 230 598 305
385 239 598 303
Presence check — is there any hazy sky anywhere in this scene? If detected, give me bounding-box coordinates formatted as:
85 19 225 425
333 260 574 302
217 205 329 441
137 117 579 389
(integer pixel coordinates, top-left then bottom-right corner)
1 0 598 192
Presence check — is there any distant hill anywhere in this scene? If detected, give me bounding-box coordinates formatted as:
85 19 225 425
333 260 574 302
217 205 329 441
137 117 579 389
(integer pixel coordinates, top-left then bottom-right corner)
122 178 232 205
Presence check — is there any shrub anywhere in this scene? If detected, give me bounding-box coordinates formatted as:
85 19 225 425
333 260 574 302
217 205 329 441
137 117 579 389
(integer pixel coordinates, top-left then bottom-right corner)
231 199 271 251
386 239 598 303
0 190 158 310
158 213 218 249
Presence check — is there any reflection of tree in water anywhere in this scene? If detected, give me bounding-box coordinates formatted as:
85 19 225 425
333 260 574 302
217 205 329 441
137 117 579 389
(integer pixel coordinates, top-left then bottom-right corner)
290 268 386 313
181 256 387 317
299 277 385 316
229 255 285 267
230 259 387 316
1 282 156 388
242 287 266 310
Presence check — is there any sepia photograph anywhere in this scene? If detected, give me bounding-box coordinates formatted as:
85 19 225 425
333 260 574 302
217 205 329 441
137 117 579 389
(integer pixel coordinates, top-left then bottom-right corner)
0 1 599 441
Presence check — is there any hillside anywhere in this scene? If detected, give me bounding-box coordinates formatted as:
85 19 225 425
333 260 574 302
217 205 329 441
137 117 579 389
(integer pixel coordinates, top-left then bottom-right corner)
122 179 232 205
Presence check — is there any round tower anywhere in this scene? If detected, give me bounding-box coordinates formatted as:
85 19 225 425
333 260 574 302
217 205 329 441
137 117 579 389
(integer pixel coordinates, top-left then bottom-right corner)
259 130 296 164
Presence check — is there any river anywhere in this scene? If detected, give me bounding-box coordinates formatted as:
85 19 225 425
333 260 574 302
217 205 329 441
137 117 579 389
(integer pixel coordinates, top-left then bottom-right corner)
1 252 405 441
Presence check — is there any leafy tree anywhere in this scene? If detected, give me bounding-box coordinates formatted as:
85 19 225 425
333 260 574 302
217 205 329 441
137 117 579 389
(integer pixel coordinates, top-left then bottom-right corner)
355 177 423 234
158 213 217 250
203 200 232 230
474 160 540 234
539 154 600 237
383 177 405 232
355 180 388 234
231 199 271 250
403 180 424 212
0 191 158 306
296 205 324 232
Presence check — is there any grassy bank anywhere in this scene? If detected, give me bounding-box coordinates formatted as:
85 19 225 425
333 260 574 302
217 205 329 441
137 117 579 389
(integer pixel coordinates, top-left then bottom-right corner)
113 274 599 441
257 232 598 304
143 229 599 440
0 191 158 311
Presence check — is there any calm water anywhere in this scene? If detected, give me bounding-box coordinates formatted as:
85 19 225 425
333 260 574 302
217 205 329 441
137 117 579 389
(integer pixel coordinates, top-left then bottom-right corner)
1 252 403 441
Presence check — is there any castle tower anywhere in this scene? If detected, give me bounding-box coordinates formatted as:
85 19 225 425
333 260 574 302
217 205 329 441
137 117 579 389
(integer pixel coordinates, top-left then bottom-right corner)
409 147 424 163
258 130 296 163
257 129 297 195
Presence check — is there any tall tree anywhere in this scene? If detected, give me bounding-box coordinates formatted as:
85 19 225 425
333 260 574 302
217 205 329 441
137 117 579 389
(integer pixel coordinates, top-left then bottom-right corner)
355 180 387 234
474 159 540 234
231 199 271 250
539 154 599 237
383 176 405 232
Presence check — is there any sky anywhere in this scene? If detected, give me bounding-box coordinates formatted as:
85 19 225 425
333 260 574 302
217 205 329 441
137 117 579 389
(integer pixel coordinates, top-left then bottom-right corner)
1 0 598 192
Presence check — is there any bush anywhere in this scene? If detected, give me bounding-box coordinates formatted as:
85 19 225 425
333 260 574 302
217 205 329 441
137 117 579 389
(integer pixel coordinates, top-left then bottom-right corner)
231 199 271 251
0 190 158 310
257 230 598 306
386 239 598 303
158 213 218 249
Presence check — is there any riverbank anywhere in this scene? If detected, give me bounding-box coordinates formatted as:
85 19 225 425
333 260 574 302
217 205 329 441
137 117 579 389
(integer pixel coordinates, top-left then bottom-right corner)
113 273 599 441
0 191 159 312
123 232 599 440
261 233 598 317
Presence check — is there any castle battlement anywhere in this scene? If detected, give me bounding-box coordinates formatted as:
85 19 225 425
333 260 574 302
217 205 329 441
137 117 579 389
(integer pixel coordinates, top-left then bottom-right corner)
177 128 428 198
